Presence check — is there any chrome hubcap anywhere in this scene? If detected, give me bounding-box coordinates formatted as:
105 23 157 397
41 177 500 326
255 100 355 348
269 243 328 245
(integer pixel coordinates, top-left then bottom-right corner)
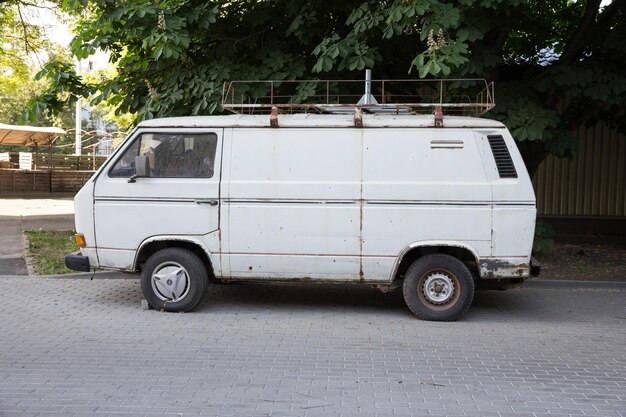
423 273 455 305
151 262 190 302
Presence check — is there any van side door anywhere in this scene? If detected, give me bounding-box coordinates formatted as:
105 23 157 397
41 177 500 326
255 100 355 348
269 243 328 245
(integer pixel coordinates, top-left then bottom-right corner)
221 127 362 280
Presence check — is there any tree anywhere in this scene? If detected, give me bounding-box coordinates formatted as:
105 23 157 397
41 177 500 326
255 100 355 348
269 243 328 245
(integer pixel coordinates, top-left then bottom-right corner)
0 1 75 136
1 0 46 124
29 0 626 175
0 55 36 125
0 0 49 64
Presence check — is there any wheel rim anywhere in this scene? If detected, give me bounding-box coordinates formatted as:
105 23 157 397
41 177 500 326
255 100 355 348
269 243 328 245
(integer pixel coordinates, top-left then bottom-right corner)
418 269 461 311
151 261 191 302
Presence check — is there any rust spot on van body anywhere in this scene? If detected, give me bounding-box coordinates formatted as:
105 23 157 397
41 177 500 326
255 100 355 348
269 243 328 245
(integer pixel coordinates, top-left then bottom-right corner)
354 108 363 128
270 106 279 128
480 258 529 279
434 106 443 127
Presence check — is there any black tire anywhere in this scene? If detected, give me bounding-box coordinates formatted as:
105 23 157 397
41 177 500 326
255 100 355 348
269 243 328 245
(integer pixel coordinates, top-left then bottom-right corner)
141 248 208 312
402 254 475 321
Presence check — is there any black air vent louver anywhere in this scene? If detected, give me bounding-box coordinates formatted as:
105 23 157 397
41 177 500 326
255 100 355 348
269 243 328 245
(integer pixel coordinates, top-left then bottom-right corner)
487 135 518 178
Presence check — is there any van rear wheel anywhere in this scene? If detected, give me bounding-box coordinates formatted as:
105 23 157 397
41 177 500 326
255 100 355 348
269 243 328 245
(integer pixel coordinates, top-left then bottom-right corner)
141 248 208 312
402 254 474 321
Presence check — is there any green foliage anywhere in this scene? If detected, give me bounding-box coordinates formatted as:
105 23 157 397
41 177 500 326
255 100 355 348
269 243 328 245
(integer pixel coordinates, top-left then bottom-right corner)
1 2 42 124
23 60 97 123
0 1 77 134
0 63 40 124
22 0 626 174
533 221 555 255
0 1 48 68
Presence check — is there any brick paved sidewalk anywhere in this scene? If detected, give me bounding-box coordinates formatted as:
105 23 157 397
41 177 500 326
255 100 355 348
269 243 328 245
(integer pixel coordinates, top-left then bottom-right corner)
0 278 624 417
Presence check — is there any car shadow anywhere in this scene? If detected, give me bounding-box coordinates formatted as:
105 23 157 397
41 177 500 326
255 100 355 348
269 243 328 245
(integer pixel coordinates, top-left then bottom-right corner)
89 278 623 325
197 281 407 315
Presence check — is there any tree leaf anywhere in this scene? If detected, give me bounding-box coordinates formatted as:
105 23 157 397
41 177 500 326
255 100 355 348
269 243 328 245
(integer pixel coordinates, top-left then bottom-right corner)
418 61 431 78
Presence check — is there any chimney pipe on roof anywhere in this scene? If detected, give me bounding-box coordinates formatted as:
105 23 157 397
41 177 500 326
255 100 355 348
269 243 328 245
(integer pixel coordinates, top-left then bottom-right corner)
357 69 378 106
364 69 372 105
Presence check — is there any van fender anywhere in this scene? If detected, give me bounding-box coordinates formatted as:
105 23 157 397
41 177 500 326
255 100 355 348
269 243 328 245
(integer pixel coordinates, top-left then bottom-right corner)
133 235 216 273
389 240 481 282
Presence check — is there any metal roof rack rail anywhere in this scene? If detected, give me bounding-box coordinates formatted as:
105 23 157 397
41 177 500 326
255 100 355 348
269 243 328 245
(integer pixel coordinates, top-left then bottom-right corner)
222 71 494 121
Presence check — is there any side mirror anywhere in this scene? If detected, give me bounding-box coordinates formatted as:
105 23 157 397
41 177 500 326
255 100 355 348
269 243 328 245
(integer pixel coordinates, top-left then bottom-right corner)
128 156 150 183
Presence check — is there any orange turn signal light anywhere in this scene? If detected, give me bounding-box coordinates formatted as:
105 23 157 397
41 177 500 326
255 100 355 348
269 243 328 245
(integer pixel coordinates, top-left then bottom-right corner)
75 233 86 248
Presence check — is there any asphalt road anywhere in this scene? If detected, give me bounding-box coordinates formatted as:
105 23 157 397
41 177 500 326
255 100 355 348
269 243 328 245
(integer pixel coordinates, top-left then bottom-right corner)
0 276 624 417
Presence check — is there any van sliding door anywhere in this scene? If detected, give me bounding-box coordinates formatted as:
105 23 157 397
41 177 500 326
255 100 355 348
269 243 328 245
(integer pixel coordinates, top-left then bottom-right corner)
221 128 362 281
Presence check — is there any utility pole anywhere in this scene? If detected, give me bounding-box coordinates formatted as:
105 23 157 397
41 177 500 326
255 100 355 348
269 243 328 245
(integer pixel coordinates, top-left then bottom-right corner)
75 59 82 156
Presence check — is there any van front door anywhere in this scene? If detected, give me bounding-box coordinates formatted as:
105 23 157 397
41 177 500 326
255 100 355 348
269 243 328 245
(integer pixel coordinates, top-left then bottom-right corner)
93 128 223 271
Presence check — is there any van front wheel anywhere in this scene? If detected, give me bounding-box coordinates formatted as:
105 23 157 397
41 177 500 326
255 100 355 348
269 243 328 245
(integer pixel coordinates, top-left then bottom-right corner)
402 254 474 321
141 248 208 312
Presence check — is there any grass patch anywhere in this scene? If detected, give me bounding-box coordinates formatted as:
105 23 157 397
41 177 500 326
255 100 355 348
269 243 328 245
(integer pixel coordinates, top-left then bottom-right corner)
25 229 77 275
575 262 592 274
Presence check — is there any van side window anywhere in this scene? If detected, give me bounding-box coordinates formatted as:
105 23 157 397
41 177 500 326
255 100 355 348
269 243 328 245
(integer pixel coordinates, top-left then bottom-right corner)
109 132 218 178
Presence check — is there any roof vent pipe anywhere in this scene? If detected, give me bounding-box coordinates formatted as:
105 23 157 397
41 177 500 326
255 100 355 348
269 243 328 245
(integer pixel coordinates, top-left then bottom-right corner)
357 69 378 105
365 69 372 104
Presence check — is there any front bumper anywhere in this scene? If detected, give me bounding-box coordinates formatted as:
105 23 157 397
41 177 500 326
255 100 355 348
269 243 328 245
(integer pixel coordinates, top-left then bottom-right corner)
65 252 90 272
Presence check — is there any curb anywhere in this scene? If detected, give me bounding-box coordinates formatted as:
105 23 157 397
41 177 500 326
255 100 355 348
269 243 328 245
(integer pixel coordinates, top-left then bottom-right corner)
0 271 137 280
525 279 626 289
44 271 138 279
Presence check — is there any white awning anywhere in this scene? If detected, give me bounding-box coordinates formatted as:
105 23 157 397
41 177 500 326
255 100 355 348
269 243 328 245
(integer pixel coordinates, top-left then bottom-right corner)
0 123 66 146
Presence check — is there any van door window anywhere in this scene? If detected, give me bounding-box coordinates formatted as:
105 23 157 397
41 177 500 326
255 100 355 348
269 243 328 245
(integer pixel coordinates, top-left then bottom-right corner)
109 132 218 178
108 137 140 177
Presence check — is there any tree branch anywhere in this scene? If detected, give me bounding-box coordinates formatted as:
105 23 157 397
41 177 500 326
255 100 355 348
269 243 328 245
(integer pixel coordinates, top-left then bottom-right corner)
15 0 56 11
558 0 602 64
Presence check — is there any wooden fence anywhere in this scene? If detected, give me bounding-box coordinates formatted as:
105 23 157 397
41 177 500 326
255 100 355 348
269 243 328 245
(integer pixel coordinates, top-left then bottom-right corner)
0 169 95 193
35 153 108 171
0 151 106 193
0 152 107 171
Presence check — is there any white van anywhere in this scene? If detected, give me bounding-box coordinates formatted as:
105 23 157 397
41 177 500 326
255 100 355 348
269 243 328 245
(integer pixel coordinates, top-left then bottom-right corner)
66 80 538 321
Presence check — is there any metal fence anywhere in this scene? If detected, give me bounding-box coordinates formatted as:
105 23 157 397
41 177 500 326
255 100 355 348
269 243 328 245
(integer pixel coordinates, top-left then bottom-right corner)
533 123 626 217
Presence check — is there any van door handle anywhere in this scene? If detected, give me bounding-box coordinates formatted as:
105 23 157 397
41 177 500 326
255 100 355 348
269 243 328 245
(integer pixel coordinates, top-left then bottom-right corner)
195 199 219 206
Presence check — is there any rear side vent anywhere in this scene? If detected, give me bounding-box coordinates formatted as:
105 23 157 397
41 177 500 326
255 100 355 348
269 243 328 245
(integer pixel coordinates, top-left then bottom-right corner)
487 135 518 178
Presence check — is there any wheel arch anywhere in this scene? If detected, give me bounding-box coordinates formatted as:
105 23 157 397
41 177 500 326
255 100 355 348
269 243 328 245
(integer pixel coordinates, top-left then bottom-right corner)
390 241 481 283
134 237 216 278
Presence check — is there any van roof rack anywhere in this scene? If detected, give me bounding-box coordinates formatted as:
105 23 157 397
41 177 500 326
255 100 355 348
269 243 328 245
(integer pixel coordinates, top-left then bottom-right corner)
221 75 495 127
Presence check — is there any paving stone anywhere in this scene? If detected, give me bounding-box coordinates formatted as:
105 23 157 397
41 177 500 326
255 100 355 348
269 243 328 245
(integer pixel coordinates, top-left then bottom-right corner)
0 277 624 416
